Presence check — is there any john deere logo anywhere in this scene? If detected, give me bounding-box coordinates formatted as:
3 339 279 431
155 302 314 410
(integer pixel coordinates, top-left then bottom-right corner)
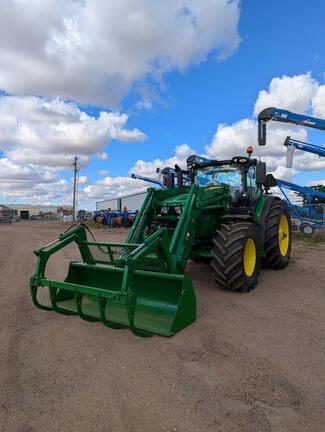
205 186 223 191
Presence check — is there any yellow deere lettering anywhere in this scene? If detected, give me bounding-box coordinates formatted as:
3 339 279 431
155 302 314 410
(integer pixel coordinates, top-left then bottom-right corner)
204 186 223 191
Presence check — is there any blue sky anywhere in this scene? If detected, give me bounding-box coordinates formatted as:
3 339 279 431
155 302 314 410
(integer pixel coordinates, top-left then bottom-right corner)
0 1 324 207
83 0 325 186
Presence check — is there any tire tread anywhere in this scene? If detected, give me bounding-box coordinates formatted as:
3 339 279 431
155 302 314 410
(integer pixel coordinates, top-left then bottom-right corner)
211 222 259 292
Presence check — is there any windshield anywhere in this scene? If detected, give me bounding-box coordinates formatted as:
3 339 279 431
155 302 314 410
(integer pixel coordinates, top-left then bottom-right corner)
195 165 242 187
195 164 243 199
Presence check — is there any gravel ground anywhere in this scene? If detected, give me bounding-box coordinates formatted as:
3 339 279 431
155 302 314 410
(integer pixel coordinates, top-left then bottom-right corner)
0 222 324 432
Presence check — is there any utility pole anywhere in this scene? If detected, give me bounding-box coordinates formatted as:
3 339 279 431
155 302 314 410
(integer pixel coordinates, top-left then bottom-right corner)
72 156 79 222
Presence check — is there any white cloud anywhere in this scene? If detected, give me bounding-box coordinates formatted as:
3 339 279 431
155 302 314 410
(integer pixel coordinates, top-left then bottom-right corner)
0 158 51 182
206 73 325 180
205 118 256 159
254 72 318 116
78 175 88 185
0 95 146 168
0 0 241 106
312 84 325 118
0 176 70 204
83 176 147 202
0 95 146 204
97 152 109 161
0 155 71 205
83 72 325 206
131 143 195 178
289 152 325 171
81 144 195 203
205 118 307 160
2 70 325 207
0 0 242 206
271 166 296 182
308 179 325 186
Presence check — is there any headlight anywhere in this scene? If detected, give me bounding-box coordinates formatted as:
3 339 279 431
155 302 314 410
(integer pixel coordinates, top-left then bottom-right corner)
160 206 168 215
174 206 182 215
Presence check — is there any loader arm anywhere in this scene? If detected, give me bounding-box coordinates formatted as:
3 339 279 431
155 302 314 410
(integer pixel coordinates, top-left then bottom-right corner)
168 183 198 273
127 183 201 273
29 185 203 337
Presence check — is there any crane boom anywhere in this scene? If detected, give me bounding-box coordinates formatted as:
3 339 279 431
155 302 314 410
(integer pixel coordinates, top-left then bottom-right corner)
276 179 325 201
258 107 325 146
283 136 325 167
257 106 325 167
131 173 165 188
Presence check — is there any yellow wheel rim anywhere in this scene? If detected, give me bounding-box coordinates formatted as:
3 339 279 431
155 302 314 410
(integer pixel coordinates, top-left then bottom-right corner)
279 214 289 256
243 238 256 277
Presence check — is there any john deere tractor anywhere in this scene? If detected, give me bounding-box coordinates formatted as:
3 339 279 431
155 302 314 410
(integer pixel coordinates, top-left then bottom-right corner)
30 149 291 337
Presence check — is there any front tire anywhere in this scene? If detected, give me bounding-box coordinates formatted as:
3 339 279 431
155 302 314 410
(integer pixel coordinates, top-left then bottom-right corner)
211 222 260 292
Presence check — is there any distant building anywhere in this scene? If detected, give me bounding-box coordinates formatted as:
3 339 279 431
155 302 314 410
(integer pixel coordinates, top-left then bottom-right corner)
1 204 72 220
0 205 18 223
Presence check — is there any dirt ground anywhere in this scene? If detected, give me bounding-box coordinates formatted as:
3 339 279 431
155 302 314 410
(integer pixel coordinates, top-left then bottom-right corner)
0 222 324 432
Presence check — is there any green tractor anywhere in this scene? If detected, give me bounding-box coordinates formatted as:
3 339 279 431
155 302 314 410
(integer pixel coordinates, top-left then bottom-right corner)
30 149 291 337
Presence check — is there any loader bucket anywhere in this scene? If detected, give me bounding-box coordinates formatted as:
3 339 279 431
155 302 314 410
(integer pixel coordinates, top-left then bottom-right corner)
33 262 196 337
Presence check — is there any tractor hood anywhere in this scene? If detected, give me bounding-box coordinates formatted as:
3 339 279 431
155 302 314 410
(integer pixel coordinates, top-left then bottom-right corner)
159 185 230 208
160 192 190 207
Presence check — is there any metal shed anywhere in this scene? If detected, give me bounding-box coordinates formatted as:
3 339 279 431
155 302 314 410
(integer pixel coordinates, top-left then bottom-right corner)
96 191 147 212
121 192 147 211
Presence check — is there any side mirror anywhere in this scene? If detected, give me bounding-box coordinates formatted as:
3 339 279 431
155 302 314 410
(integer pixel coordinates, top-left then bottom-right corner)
256 162 266 185
264 173 277 189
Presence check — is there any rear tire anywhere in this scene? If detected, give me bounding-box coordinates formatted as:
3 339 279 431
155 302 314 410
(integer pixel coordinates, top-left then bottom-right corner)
263 199 292 268
211 222 260 292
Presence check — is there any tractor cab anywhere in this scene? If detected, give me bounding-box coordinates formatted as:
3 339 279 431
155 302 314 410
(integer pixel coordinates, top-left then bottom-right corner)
187 152 267 208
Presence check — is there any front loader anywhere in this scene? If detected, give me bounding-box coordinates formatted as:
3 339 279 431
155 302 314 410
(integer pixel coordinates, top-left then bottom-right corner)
30 150 291 337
